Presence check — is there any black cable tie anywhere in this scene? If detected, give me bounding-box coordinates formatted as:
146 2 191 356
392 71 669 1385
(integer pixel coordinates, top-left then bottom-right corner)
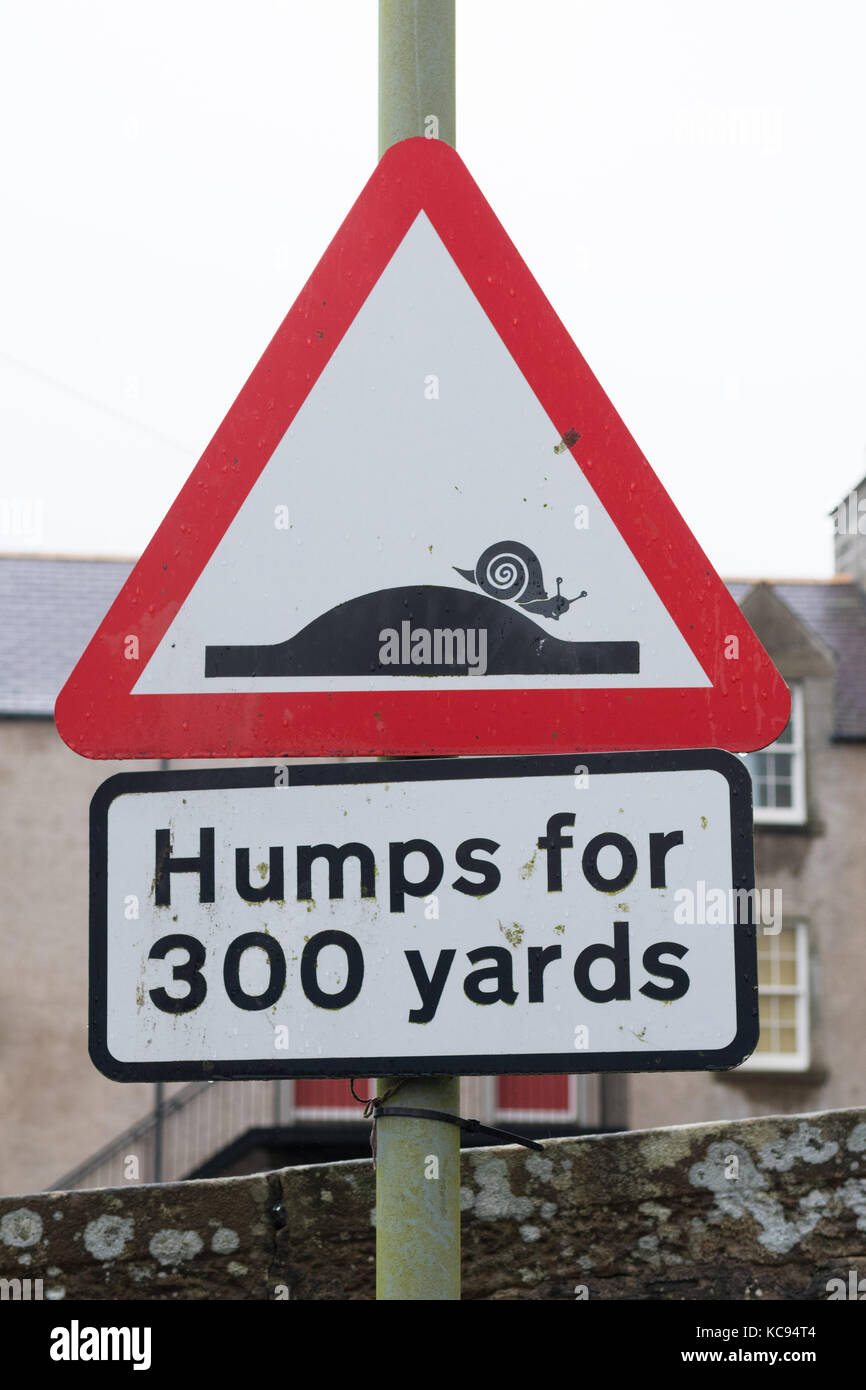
374 1104 545 1153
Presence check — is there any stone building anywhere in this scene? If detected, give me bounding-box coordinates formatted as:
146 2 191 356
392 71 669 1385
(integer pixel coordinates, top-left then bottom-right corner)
1 478 865 1194
631 477 866 1128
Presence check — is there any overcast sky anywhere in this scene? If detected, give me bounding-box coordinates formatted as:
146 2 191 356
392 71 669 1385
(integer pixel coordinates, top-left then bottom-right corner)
2 0 864 579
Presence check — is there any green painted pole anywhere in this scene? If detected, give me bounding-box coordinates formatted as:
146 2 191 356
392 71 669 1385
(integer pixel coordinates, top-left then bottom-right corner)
374 1076 461 1300
378 0 456 156
377 0 459 1302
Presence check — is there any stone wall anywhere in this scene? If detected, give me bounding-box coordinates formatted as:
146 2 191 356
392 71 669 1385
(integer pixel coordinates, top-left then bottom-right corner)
2 1106 865 1300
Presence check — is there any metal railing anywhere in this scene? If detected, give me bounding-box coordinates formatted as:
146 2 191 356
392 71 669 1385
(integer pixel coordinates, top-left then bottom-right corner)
51 1080 278 1191
50 1073 622 1192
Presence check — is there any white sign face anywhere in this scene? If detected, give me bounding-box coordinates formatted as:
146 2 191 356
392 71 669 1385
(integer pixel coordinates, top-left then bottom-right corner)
89 755 757 1081
132 214 708 697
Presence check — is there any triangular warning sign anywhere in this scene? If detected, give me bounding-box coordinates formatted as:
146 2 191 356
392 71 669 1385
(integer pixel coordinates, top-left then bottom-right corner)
56 138 789 759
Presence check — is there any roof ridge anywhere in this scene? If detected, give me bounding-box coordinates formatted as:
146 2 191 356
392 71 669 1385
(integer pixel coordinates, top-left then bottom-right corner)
0 552 136 564
725 575 851 586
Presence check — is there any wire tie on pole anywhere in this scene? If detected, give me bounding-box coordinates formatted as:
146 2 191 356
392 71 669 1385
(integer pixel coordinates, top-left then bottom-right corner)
351 1077 409 1168
375 1106 545 1152
350 1081 545 1162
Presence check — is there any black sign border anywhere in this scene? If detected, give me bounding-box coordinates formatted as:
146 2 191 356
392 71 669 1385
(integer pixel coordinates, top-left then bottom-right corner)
89 751 757 1082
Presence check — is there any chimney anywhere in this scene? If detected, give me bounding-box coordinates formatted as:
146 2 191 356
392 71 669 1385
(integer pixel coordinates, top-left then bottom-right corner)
832 470 866 588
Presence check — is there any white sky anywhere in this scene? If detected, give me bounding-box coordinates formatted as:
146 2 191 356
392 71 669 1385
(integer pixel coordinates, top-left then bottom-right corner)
2 0 864 579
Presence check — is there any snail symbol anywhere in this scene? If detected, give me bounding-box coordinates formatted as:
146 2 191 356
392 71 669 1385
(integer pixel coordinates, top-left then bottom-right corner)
454 541 587 621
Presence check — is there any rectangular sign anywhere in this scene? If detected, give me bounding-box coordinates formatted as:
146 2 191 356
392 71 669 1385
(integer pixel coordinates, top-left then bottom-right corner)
89 753 757 1081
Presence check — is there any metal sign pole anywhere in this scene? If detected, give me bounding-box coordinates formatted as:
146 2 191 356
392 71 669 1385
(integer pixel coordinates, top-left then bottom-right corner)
379 0 456 157
374 1075 461 1300
377 0 460 1301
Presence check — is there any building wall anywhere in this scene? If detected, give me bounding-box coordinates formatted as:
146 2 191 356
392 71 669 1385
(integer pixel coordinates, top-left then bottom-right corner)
630 671 866 1130
0 719 169 1194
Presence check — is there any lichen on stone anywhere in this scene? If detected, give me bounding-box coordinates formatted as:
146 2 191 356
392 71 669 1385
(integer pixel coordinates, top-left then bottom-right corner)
471 1157 533 1222
847 1121 866 1153
211 1227 240 1254
758 1122 838 1172
148 1228 204 1266
83 1214 133 1262
1 1208 43 1249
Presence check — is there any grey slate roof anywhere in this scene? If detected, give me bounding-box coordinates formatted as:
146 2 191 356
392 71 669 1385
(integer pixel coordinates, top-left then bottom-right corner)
728 578 866 740
1 556 865 737
0 555 132 716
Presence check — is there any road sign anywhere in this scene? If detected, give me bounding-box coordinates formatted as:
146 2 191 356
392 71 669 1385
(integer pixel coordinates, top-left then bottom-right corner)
56 137 789 759
89 753 757 1081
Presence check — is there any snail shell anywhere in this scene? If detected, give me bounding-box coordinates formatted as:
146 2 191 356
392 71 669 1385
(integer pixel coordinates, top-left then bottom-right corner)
474 541 547 603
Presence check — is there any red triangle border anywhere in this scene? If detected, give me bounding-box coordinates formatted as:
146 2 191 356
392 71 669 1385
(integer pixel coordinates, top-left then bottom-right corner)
55 138 789 758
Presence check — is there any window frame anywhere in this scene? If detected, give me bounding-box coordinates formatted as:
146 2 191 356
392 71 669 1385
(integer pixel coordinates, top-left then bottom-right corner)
494 1074 580 1123
743 683 806 826
289 1077 373 1120
739 918 810 1073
